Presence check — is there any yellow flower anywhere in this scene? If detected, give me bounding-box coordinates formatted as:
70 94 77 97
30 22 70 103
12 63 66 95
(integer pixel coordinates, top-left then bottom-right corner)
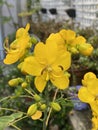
4 23 30 64
78 72 98 115
22 40 71 92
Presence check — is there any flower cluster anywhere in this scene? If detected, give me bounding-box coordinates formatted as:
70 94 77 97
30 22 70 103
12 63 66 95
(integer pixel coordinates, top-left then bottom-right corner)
78 72 98 130
3 23 94 129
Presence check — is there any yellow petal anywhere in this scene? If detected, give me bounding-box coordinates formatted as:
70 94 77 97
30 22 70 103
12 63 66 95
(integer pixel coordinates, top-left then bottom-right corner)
90 102 98 115
50 74 69 89
46 33 65 50
22 56 44 76
25 23 30 31
59 29 76 42
34 42 47 64
34 41 58 64
78 87 94 103
52 51 71 71
84 72 97 80
3 50 21 64
31 110 42 120
72 36 86 46
35 75 47 92
87 79 98 96
46 41 58 64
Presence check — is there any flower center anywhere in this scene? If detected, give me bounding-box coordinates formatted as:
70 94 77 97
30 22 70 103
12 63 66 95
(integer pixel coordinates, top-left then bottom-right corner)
47 66 52 72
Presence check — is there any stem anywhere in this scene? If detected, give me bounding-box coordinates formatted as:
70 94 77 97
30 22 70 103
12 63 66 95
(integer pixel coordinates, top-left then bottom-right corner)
0 95 33 103
0 107 26 115
8 115 28 126
43 109 48 130
42 83 50 130
46 89 58 126
25 88 34 97
0 96 11 103
11 124 21 130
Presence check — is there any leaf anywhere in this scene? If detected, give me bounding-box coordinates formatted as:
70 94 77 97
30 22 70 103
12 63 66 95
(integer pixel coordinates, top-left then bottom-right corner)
10 112 23 119
0 116 14 130
0 112 23 130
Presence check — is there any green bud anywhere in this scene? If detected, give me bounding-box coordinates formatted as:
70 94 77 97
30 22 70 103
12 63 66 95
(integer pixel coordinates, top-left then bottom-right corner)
30 36 38 44
50 102 61 112
8 78 19 87
34 94 41 102
70 47 79 54
21 82 28 88
27 104 37 116
64 71 70 78
40 104 47 110
18 78 23 83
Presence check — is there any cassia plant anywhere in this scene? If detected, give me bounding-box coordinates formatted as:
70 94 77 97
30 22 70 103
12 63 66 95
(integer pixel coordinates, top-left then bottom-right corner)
0 23 95 130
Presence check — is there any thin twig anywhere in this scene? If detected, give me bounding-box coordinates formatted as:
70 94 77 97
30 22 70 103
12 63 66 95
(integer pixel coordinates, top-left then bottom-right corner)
11 124 21 130
0 107 26 115
46 89 58 126
24 88 34 97
8 115 28 126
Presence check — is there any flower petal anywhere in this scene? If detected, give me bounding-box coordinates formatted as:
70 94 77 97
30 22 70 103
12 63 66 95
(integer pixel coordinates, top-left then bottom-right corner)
34 42 47 64
87 79 98 96
50 74 69 89
59 29 76 42
78 87 94 103
31 110 42 120
35 75 47 92
46 33 65 50
22 56 44 76
4 50 21 64
34 41 58 64
90 101 98 115
52 51 71 71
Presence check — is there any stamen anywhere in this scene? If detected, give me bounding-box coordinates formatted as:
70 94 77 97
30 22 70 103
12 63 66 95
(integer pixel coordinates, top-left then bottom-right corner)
4 37 9 51
58 65 64 70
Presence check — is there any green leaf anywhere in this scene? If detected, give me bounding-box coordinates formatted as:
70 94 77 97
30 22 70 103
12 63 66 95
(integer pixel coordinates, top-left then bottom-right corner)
10 112 23 119
0 112 23 130
0 116 14 130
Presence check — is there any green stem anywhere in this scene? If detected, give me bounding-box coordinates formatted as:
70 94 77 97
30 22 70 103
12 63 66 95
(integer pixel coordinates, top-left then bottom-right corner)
25 88 34 97
0 96 11 103
0 107 26 115
43 109 48 130
11 124 21 130
46 89 58 126
42 82 50 130
8 115 28 126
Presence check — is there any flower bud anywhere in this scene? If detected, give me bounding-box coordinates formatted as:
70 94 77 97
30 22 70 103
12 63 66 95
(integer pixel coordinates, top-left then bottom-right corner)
30 36 38 44
78 43 93 56
27 104 37 116
18 78 23 83
34 94 41 102
17 62 23 70
8 78 19 87
64 71 70 78
40 104 47 110
70 47 79 54
21 82 28 88
26 75 32 83
50 102 61 111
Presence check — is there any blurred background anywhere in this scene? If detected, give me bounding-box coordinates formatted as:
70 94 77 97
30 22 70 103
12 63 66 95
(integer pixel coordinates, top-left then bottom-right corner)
0 0 98 60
